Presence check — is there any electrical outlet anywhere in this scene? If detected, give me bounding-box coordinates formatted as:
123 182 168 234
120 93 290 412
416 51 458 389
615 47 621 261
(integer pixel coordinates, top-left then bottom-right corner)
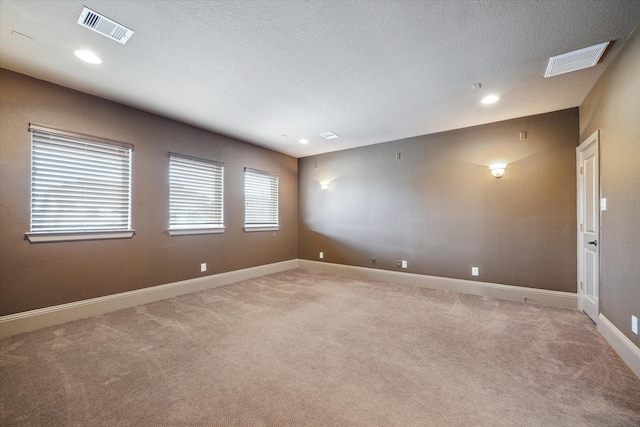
401 260 407 268
372 257 376 265
319 252 324 259
200 263 207 272
472 267 479 276
396 260 402 268
633 316 638 335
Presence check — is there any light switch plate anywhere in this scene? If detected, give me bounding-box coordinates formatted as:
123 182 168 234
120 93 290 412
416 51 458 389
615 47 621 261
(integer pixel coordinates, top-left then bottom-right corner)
601 198 607 211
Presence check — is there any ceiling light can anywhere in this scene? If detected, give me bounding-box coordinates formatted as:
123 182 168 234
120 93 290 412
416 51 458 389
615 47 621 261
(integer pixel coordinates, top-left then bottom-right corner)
74 49 102 64
481 95 499 104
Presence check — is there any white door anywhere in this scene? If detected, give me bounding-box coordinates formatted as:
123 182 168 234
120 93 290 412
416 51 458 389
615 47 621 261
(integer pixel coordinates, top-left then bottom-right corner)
577 130 600 323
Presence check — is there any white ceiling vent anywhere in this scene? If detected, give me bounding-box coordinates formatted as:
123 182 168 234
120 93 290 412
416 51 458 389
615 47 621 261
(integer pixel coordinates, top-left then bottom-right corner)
320 132 339 140
544 41 609 78
77 7 134 44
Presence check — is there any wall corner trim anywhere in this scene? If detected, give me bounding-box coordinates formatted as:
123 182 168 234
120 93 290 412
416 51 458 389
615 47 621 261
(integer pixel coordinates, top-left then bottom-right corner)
297 260 577 309
597 314 640 379
0 259 297 339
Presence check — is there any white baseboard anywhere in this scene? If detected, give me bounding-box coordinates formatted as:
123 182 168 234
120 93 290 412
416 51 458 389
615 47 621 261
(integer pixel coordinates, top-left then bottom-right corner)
297 260 577 309
0 260 297 339
5 259 636 379
597 314 640 378
0 259 579 339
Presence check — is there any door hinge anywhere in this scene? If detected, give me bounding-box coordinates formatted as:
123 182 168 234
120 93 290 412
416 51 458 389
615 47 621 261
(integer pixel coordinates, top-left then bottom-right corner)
580 281 583 289
580 166 583 175
580 224 583 231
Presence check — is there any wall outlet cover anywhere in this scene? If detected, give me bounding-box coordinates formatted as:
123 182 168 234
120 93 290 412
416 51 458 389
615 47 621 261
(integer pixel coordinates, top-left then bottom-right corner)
633 315 638 334
200 263 207 272
472 267 479 276
319 252 324 259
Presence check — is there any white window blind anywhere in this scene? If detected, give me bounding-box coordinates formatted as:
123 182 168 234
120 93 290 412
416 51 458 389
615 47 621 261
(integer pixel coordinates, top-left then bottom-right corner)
244 168 279 231
27 124 134 242
169 154 224 234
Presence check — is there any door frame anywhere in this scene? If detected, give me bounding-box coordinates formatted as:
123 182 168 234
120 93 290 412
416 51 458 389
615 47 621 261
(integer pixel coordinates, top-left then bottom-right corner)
576 130 600 319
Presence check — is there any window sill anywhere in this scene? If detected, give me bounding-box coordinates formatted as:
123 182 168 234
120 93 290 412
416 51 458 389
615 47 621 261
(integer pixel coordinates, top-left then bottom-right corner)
244 226 280 232
168 227 225 236
25 230 136 243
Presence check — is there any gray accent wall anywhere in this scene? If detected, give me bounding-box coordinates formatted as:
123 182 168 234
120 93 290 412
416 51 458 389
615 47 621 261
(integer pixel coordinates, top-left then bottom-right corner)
580 28 640 348
298 109 579 293
0 69 298 316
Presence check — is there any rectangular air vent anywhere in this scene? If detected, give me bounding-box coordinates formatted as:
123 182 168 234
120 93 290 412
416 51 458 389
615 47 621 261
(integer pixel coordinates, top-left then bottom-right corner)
320 132 339 140
77 7 134 44
544 41 609 78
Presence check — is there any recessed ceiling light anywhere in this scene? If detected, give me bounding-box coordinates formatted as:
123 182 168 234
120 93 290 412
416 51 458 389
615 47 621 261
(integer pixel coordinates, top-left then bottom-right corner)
74 49 102 64
481 95 499 104
320 132 339 140
299 139 309 144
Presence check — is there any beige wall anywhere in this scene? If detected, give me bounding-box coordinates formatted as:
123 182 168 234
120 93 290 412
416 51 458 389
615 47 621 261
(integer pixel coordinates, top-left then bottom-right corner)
580 28 640 347
0 70 298 316
299 109 579 293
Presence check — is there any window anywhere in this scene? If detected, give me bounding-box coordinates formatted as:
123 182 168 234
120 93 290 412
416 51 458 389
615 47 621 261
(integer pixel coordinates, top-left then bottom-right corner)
244 168 279 231
169 153 224 235
26 124 134 243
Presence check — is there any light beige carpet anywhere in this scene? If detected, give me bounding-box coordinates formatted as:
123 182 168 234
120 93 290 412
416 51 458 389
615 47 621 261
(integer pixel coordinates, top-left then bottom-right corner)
1 268 639 426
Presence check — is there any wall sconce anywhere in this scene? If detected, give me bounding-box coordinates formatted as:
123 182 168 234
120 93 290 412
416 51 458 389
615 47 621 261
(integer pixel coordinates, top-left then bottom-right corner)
489 163 507 178
320 180 330 191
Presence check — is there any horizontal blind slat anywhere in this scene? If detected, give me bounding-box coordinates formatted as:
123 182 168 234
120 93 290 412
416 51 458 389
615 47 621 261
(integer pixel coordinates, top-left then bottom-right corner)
244 169 278 227
30 129 132 233
169 155 224 229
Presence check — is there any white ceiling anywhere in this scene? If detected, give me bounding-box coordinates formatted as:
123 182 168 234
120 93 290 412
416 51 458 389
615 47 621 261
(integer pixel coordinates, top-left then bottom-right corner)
1 1 639 158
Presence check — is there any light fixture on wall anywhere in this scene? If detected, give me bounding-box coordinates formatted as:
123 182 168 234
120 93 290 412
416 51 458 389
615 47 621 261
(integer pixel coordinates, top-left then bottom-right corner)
489 163 507 178
320 180 330 191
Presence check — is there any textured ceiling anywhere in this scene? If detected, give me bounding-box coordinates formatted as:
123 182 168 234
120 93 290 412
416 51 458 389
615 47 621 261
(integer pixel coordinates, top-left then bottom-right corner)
1 1 639 158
